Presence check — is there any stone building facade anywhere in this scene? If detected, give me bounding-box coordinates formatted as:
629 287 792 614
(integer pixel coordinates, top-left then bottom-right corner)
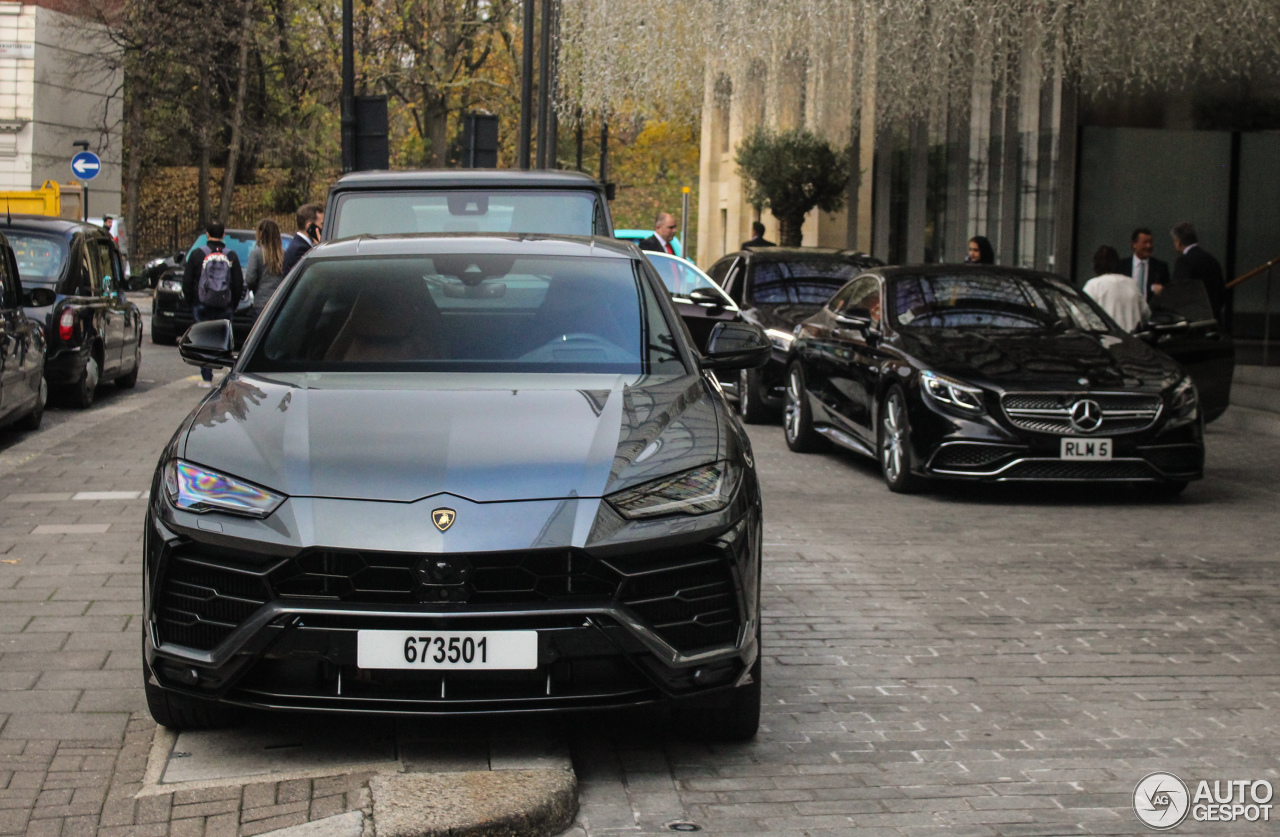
0 0 120 215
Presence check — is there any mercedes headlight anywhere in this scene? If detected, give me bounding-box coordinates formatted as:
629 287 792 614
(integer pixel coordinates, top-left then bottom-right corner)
163 460 285 518
607 461 741 519
920 370 986 415
1167 375 1199 428
765 328 794 352
158 278 182 293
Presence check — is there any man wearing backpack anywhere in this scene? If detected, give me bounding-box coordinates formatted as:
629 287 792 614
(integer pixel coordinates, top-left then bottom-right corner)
182 222 245 387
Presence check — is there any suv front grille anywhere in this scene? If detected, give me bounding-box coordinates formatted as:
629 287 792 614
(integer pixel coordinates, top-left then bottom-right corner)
1001 392 1162 435
156 543 742 654
156 557 272 651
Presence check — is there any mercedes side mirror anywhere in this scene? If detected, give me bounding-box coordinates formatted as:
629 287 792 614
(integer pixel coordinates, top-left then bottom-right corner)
835 307 874 328
22 287 56 308
179 320 235 368
701 321 771 371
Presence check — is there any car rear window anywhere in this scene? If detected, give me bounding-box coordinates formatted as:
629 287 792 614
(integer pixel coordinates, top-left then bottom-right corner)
330 191 603 238
9 233 68 286
749 259 858 305
245 254 687 375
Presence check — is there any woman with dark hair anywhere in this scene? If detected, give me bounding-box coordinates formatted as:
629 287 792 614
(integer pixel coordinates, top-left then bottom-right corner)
1083 244 1149 331
246 219 286 315
966 236 995 264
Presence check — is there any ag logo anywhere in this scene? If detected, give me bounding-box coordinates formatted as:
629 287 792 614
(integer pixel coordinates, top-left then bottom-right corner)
1134 772 1190 830
431 508 456 532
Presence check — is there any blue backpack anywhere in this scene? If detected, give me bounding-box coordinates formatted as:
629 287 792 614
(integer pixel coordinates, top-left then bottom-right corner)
197 247 233 308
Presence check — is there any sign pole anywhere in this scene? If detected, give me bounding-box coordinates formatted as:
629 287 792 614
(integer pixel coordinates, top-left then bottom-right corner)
680 186 690 260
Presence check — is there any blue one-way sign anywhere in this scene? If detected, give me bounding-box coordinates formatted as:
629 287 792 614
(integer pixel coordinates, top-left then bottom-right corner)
71 151 101 180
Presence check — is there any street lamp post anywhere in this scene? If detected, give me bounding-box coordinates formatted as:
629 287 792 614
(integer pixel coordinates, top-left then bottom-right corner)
518 0 535 169
340 0 355 173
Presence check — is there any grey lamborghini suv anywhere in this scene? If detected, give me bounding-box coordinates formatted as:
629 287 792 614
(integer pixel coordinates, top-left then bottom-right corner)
143 235 771 740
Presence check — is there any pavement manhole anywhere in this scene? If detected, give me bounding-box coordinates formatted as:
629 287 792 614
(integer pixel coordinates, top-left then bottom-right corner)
666 822 702 832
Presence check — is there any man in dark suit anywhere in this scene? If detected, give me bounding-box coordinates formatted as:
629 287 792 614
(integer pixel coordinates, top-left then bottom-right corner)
282 203 324 274
637 212 679 255
1170 222 1227 321
742 221 775 249
1117 227 1169 301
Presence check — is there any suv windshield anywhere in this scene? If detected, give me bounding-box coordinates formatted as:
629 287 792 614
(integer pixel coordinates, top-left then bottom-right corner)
245 254 687 375
750 259 859 305
890 272 1112 332
330 191 604 238
10 233 68 286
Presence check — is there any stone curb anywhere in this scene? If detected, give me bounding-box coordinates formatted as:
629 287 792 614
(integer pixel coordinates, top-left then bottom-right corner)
372 769 577 837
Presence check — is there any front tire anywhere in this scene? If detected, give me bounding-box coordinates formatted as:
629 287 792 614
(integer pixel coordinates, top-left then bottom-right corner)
783 363 826 452
670 652 761 742
116 341 141 389
738 367 772 424
144 678 235 730
879 386 922 493
65 352 99 409
15 378 46 432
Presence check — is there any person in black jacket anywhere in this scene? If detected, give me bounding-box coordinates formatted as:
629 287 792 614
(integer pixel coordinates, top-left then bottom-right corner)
182 221 244 386
637 212 679 255
1117 227 1169 301
742 221 775 249
1170 222 1227 321
283 203 324 274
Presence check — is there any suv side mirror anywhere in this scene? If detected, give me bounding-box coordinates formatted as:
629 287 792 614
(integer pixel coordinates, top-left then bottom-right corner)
179 320 235 368
22 287 56 308
604 182 617 201
687 287 725 308
701 321 771 371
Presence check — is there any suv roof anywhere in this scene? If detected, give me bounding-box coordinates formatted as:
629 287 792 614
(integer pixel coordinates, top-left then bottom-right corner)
309 233 637 260
328 170 606 191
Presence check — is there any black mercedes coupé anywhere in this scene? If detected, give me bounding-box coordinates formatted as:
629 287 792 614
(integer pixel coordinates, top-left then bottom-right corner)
782 265 1231 493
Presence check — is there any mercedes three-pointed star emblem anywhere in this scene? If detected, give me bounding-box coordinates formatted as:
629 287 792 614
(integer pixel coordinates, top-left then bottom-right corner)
1069 399 1104 433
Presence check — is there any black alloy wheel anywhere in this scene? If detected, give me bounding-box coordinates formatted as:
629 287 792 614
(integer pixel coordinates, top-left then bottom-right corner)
116 340 142 389
738 367 771 424
15 378 46 432
878 386 922 493
783 363 826 452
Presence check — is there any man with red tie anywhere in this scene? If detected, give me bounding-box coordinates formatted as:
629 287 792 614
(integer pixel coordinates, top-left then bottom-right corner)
637 212 679 255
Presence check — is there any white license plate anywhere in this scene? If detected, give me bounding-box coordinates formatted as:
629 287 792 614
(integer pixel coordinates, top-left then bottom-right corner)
356 630 537 670
1060 438 1112 460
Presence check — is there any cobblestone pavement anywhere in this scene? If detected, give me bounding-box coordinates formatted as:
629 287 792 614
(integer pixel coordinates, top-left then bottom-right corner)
2 348 1278 835
566 421 1280 836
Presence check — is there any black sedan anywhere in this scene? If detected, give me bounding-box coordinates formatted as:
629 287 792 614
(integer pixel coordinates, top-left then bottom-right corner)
0 230 47 432
143 235 771 740
783 265 1228 493
8 216 144 407
706 247 881 423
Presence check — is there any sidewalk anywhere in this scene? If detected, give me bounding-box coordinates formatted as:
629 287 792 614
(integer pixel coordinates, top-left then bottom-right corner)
0 375 576 836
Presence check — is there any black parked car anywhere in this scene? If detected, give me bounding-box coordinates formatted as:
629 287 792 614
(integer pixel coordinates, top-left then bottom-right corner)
706 247 881 423
783 265 1231 493
8 217 144 408
324 170 615 240
150 230 293 346
0 230 48 432
143 235 771 740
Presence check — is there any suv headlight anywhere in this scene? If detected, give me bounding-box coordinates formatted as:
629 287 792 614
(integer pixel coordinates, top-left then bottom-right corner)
607 461 741 519
1166 375 1199 428
163 460 285 518
159 278 182 293
920 370 986 415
